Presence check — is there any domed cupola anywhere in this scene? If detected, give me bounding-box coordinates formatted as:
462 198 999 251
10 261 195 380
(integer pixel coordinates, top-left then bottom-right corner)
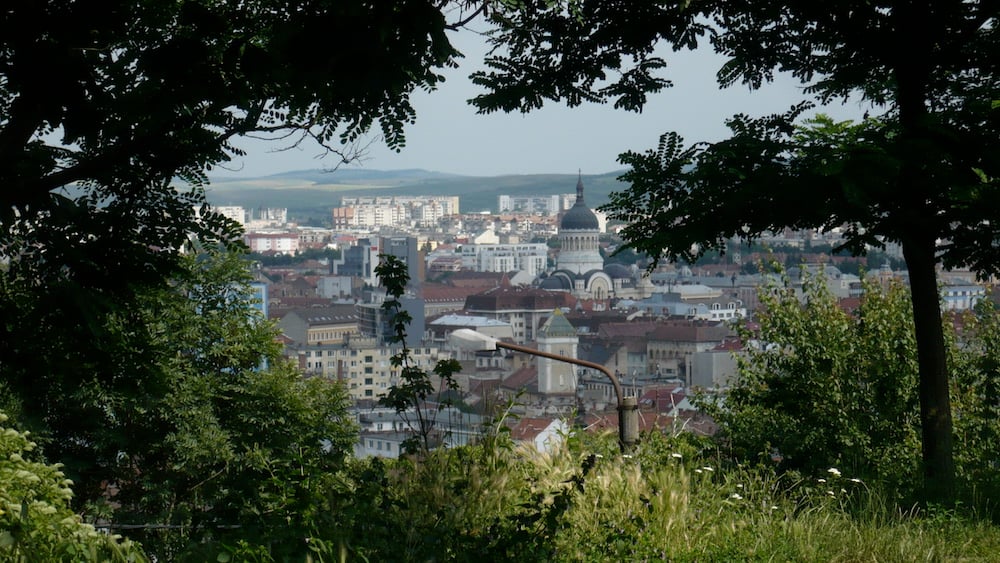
560 174 599 231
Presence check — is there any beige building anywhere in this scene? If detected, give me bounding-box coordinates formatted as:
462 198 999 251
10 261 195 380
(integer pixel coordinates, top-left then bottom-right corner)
296 337 443 401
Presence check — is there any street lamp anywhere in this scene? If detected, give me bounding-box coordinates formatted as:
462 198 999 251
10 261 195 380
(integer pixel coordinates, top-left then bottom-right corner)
449 328 639 451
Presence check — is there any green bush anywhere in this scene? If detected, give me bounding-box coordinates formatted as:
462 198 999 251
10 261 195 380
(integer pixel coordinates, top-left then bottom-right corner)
0 412 146 562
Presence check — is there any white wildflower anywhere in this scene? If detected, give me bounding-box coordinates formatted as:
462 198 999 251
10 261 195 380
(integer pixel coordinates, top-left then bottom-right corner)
730 493 743 500
671 453 683 459
817 478 827 483
702 466 714 472
827 467 841 477
849 478 862 484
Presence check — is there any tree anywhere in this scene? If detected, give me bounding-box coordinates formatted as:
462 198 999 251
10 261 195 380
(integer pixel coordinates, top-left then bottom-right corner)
477 0 1000 503
708 275 923 499
2 248 357 559
0 2 479 548
0 0 478 464
375 255 462 454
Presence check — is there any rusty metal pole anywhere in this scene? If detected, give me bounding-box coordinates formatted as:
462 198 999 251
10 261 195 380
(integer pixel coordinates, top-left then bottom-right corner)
619 396 639 452
494 341 638 453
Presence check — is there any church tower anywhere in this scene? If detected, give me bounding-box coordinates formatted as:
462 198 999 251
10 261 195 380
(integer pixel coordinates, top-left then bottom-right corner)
536 309 578 395
557 174 604 275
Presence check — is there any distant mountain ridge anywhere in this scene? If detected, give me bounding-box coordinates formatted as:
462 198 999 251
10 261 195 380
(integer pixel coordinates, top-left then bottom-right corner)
206 168 628 217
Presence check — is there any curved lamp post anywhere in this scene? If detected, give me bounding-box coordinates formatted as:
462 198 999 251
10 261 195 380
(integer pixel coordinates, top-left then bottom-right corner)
449 328 639 452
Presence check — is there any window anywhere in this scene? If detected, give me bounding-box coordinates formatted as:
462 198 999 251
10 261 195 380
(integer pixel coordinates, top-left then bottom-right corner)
364 378 373 385
364 355 373 362
364 367 373 374
365 389 373 397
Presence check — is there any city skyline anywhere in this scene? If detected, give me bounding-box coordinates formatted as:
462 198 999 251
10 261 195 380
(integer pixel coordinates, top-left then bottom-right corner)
216 28 872 179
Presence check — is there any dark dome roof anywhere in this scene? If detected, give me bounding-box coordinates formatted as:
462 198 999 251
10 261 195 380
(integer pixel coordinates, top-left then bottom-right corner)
539 274 572 290
561 200 599 231
604 263 632 279
560 175 599 230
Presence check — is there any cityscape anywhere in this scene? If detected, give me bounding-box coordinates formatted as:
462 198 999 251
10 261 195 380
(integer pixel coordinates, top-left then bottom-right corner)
219 173 992 459
4 2 998 558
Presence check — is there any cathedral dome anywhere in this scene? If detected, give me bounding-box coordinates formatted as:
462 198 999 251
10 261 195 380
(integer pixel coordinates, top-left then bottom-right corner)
560 175 599 231
604 263 632 279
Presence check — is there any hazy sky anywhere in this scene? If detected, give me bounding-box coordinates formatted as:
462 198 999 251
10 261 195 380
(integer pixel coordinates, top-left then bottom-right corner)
219 29 871 179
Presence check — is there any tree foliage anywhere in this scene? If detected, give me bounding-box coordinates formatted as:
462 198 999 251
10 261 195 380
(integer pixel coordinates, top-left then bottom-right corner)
709 274 1000 507
0 3 479 554
2 249 357 559
707 275 922 499
0 413 145 562
479 0 1000 502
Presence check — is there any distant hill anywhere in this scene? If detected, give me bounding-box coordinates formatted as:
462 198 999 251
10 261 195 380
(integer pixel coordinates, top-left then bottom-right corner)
205 169 628 219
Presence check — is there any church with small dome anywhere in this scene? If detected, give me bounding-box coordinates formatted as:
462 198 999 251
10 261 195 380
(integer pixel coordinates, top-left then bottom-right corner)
539 174 648 304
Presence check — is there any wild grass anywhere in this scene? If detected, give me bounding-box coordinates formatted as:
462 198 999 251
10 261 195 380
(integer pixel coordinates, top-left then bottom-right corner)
321 429 1000 562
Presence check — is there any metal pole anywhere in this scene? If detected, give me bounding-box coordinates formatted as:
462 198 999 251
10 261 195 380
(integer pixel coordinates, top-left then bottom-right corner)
494 341 639 452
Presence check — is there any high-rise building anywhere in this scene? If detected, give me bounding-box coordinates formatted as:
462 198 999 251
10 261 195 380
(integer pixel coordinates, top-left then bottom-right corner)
333 237 380 286
381 236 424 291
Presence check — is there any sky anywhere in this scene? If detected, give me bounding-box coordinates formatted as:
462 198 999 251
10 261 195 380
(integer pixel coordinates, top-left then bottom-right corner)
219 28 871 179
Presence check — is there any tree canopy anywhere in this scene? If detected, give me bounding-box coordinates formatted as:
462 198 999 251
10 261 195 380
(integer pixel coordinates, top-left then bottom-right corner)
0 1 488 312
477 0 1000 503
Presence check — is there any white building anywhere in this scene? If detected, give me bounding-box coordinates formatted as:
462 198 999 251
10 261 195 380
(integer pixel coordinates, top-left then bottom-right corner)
460 243 548 277
498 194 564 215
245 231 299 254
214 206 246 227
335 196 460 229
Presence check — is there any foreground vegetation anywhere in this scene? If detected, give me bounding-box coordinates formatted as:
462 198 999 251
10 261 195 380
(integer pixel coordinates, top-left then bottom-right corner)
8 411 998 562
308 430 999 562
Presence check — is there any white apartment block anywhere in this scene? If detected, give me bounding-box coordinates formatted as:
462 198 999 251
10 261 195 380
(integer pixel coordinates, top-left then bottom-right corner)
245 231 299 254
498 194 562 215
335 196 460 229
460 243 548 277
243 207 289 230
214 206 246 227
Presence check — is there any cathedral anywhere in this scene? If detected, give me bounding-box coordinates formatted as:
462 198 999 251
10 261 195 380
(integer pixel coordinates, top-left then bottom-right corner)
539 175 643 303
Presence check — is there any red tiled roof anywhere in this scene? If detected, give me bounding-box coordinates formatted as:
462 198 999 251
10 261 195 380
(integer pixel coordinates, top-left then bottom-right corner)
598 321 658 340
465 285 576 312
422 283 485 302
502 366 538 392
649 320 733 342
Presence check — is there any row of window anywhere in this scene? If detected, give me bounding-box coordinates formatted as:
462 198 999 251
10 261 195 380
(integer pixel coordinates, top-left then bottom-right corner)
304 348 436 358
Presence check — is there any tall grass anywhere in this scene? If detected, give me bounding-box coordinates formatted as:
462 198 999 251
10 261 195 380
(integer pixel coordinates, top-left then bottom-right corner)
317 429 1000 562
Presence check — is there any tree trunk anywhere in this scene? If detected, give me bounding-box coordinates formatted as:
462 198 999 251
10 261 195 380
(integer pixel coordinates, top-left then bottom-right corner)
901 231 956 504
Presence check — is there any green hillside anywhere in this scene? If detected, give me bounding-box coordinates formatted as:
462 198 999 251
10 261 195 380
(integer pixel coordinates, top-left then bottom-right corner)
205 169 628 219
